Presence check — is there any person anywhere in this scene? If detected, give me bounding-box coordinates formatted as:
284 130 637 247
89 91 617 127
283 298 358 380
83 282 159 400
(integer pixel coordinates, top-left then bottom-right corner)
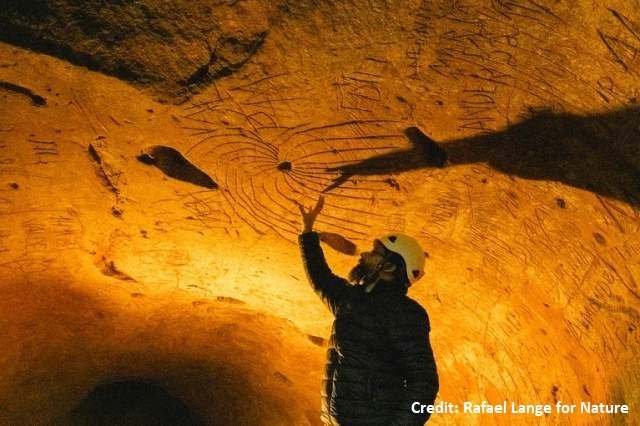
296 196 439 425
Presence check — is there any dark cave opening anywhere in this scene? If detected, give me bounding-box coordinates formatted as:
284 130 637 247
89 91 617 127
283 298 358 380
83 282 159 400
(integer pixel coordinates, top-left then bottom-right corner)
52 380 203 426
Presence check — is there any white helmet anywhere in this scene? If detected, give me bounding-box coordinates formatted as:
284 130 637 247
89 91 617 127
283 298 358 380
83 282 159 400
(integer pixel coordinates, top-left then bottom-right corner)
378 234 426 285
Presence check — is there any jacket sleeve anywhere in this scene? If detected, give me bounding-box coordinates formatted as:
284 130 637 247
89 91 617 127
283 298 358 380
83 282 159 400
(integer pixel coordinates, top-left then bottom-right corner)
389 309 439 425
298 231 356 315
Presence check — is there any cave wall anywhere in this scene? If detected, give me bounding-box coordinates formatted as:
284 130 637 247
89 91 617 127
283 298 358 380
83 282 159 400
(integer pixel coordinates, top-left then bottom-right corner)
0 0 639 424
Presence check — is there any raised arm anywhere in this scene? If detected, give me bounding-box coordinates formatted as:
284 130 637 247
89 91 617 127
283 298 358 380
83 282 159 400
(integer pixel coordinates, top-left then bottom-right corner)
299 231 355 314
296 196 355 314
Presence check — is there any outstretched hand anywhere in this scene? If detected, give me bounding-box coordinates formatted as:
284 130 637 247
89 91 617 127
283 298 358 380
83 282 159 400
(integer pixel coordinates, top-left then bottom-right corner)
296 195 325 232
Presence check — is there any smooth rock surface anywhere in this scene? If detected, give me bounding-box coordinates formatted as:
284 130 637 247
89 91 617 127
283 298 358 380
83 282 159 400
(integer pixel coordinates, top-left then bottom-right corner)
0 0 639 424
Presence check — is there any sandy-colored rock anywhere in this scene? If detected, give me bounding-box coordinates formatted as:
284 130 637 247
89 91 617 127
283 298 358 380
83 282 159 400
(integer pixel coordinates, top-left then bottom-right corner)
0 0 639 424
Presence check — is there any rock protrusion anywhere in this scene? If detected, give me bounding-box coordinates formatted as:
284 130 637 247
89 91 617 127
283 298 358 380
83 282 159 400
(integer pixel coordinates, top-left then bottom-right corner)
138 145 217 190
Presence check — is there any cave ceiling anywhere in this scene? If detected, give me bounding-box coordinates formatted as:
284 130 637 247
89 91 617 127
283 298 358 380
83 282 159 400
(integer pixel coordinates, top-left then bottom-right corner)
0 0 639 424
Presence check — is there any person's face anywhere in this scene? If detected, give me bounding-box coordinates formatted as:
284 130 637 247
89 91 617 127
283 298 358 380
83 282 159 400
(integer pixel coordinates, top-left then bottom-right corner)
348 241 387 285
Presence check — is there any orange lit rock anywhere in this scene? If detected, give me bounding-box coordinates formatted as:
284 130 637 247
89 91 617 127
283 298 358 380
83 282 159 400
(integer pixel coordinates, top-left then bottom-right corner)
0 0 639 424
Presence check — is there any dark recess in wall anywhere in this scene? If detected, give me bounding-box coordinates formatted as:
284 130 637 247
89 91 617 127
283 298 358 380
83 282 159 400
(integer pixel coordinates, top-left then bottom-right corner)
50 380 204 426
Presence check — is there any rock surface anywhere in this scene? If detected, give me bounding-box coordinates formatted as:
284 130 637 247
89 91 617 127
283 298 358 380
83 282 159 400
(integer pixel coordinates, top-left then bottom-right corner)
0 0 280 102
0 0 639 424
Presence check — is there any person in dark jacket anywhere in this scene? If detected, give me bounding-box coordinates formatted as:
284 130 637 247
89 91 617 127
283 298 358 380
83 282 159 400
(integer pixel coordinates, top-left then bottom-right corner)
296 196 439 426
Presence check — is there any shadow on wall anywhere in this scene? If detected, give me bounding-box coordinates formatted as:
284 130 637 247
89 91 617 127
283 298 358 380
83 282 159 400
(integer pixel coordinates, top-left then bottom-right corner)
325 106 640 207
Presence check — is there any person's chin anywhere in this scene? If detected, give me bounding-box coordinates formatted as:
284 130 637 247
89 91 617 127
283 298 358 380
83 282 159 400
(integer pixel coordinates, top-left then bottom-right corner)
348 264 366 285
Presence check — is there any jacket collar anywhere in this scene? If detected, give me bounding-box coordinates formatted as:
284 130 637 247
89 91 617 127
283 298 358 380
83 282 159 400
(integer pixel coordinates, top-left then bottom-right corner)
364 279 408 297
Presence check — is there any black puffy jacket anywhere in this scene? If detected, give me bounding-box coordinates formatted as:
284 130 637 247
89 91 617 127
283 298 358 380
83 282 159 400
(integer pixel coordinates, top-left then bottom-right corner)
299 232 439 425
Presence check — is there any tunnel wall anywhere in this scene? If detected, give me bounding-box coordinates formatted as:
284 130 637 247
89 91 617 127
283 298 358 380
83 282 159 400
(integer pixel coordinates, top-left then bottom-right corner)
0 0 639 424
